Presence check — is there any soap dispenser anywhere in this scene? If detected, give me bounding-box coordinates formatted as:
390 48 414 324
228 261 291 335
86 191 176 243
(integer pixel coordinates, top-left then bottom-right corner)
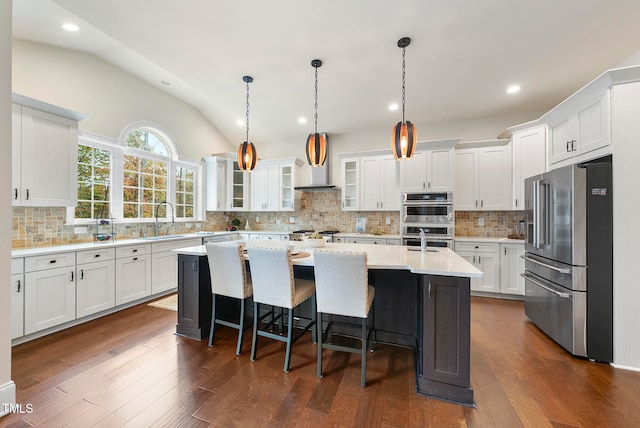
245 219 250 230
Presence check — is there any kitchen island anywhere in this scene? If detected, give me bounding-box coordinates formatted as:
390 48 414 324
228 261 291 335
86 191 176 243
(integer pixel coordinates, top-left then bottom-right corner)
174 241 482 406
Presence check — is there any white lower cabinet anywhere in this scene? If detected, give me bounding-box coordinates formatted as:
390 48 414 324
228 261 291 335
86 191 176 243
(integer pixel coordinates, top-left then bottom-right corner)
76 251 116 318
454 242 500 293
24 252 76 335
151 238 201 294
11 258 25 340
115 244 152 305
335 236 400 245
500 243 525 295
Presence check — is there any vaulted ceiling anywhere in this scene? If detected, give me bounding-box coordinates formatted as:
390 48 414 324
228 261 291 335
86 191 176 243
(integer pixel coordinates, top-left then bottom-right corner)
12 0 640 148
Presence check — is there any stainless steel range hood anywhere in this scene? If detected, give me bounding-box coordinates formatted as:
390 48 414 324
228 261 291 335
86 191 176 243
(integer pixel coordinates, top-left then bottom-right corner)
294 135 341 192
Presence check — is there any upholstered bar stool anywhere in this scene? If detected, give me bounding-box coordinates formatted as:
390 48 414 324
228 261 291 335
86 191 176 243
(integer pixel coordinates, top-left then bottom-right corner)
247 246 317 373
313 249 374 387
205 242 252 355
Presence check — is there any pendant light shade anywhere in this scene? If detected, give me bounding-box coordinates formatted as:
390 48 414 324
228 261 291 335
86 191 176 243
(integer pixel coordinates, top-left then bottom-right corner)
391 37 417 160
238 75 258 171
306 59 327 167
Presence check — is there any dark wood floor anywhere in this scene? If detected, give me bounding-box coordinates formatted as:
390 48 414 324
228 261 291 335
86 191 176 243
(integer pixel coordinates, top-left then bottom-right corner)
2 296 640 427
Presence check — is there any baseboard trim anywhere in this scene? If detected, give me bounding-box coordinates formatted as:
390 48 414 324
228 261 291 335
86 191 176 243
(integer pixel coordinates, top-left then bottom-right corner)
0 381 16 417
611 363 640 372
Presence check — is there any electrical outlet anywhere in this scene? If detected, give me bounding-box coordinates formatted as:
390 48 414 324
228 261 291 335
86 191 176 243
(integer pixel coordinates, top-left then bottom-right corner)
225 216 229 222
185 222 192 228
289 217 295 224
255 216 260 223
276 219 281 225
478 217 485 226
386 216 391 225
74 226 88 235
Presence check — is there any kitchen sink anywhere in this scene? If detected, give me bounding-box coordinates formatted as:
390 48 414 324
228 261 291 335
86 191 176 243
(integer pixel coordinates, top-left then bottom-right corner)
142 234 187 241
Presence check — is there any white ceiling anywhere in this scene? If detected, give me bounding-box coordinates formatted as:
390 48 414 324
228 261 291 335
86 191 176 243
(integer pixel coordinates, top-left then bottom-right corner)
12 0 640 148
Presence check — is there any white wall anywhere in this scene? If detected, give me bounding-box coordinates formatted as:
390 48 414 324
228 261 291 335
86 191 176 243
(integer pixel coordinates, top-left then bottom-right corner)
12 39 234 159
1 0 16 415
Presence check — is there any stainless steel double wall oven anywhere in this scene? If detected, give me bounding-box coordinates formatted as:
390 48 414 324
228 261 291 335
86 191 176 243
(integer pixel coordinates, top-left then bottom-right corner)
401 192 454 249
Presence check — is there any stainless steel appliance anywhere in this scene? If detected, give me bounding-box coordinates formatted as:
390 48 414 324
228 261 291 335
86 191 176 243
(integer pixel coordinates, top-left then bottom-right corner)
523 156 612 361
402 192 453 224
401 192 455 250
402 225 453 250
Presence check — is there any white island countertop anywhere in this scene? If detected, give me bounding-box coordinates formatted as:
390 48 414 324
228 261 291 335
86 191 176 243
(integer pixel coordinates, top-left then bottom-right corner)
174 240 482 278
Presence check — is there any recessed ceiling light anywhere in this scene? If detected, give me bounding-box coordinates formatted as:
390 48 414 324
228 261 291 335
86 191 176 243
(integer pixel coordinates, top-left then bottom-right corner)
298 117 307 124
236 119 244 127
507 84 521 94
161 80 171 86
62 23 79 32
388 103 399 111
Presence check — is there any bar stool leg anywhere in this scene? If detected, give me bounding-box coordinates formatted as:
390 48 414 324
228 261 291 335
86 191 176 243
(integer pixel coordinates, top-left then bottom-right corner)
236 298 246 356
311 294 318 343
250 302 259 362
361 317 367 388
317 311 323 378
208 294 217 347
284 308 294 373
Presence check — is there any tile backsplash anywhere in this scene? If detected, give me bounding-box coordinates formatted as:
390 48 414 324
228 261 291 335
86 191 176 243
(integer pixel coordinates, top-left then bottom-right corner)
12 193 525 249
454 211 525 238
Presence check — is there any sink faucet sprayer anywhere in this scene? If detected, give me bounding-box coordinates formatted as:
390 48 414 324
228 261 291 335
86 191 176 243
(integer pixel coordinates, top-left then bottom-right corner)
419 228 427 253
155 201 175 236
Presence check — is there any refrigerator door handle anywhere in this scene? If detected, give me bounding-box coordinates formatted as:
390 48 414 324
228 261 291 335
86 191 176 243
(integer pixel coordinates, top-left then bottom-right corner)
538 179 551 247
533 179 540 248
521 255 572 274
521 273 571 299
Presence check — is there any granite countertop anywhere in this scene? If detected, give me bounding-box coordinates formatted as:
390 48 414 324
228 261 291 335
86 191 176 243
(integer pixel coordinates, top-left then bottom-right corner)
175 240 483 278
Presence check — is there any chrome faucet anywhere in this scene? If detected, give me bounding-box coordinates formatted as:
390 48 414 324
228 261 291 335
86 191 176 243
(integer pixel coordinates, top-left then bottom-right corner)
154 201 175 236
419 228 427 253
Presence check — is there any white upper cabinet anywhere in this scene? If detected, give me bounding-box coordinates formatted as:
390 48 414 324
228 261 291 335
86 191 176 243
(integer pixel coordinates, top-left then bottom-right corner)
511 125 547 210
455 141 512 211
203 156 227 211
340 151 400 211
548 90 611 166
12 98 84 207
227 158 250 211
341 157 360 211
250 158 302 212
400 140 457 192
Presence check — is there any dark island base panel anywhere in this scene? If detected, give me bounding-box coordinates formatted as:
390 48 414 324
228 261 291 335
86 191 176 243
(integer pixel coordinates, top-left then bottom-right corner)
175 254 473 406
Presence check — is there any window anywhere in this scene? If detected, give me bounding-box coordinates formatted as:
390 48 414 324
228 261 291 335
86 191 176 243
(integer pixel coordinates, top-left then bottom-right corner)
72 125 202 223
75 144 112 219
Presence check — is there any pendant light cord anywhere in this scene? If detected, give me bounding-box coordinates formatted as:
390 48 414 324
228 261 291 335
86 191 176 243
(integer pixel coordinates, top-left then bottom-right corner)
245 80 250 143
401 46 406 123
314 66 319 134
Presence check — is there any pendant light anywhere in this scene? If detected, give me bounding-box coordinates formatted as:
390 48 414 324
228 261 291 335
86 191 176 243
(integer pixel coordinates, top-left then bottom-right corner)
306 59 327 167
237 75 257 171
391 37 417 160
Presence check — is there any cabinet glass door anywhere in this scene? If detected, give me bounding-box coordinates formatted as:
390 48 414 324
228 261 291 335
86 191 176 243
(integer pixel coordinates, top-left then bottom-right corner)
281 165 293 210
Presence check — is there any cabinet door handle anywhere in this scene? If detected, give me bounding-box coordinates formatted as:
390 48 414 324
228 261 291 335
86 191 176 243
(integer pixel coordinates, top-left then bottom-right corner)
16 279 21 293
14 188 18 200
192 261 198 271
80 269 84 280
95 254 100 258
26 189 30 200
571 140 576 151
515 198 518 207
475 200 478 208
423 182 426 189
380 201 383 208
427 181 431 190
70 271 74 282
133 249 138 253
428 281 432 299
472 255 476 263
50 259 57 264
478 255 482 264
567 141 571 152
133 257 138 261
481 200 484 208
504 247 507 255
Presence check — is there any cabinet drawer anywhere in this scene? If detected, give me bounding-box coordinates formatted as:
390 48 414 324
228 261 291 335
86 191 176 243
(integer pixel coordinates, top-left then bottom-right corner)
152 238 202 254
76 247 116 264
12 258 24 274
454 242 499 253
25 252 75 272
116 244 151 258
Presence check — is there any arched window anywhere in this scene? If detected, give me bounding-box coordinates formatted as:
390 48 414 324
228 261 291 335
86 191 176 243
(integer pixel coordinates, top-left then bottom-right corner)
74 124 200 222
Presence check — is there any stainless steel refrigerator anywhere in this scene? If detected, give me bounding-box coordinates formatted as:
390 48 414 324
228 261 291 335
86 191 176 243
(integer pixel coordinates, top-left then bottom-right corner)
523 156 612 362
